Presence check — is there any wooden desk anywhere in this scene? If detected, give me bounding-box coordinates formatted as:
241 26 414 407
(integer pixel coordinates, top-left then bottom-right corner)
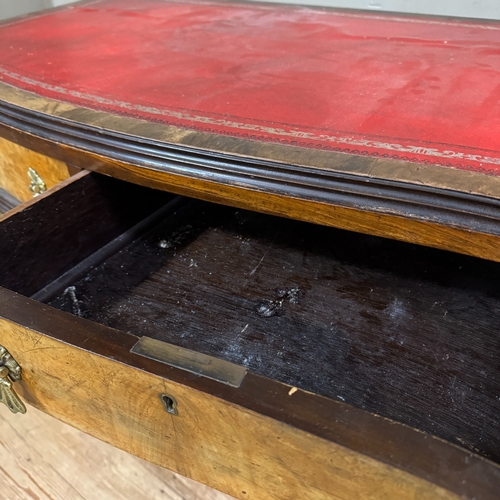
0 2 499 499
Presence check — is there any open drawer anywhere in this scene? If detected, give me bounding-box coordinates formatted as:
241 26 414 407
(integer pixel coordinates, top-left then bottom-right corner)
0 171 499 500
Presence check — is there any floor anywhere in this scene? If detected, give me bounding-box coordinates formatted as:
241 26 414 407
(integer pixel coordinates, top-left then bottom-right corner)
0 404 235 500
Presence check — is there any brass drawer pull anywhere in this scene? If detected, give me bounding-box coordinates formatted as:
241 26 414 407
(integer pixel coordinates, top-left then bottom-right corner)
0 345 26 414
28 167 47 197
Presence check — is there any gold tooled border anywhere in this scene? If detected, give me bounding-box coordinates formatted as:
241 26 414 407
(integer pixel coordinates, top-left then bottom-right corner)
1 81 500 200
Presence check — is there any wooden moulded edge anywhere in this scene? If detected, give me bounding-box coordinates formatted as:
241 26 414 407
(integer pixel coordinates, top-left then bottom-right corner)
0 83 500 261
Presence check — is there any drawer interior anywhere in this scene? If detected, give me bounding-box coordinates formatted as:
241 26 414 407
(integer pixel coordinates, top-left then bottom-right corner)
1 172 499 464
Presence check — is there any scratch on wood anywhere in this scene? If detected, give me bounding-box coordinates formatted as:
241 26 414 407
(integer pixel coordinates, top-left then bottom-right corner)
249 233 278 276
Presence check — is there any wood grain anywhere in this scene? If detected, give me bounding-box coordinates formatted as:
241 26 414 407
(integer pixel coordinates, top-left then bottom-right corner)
0 316 462 500
0 403 234 500
0 136 70 202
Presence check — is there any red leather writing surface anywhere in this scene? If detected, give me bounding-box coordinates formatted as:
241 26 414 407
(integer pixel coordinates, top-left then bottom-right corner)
0 0 499 174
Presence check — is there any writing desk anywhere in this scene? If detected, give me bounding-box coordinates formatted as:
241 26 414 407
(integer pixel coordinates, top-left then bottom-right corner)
0 2 499 499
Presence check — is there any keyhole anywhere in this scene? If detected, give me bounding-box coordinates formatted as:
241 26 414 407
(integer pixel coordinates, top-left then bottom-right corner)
160 394 178 415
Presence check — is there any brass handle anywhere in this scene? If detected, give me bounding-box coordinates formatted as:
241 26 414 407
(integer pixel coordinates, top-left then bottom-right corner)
0 346 26 414
28 167 47 197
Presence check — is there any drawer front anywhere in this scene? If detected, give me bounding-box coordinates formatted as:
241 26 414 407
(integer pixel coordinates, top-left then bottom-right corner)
0 310 458 500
